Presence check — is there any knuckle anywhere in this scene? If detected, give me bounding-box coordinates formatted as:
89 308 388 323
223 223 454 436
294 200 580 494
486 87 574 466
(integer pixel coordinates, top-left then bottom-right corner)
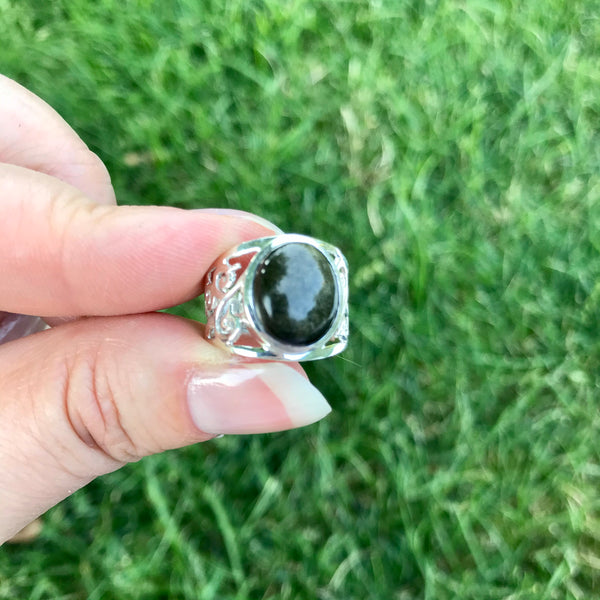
45 185 114 315
48 145 116 206
62 341 142 465
45 188 89 311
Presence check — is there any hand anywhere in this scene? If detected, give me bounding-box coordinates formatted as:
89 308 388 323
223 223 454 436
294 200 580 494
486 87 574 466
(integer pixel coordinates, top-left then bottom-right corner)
0 75 331 544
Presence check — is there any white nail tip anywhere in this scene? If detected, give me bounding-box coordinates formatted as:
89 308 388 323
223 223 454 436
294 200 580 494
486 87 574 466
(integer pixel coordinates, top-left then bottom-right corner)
242 214 284 234
199 209 283 234
257 364 332 427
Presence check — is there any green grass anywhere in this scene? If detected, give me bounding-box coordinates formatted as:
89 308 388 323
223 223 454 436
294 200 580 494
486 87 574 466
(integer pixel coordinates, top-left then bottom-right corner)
2 0 600 598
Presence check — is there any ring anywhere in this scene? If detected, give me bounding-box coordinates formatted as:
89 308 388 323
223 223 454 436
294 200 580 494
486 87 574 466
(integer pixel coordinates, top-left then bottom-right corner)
204 234 348 361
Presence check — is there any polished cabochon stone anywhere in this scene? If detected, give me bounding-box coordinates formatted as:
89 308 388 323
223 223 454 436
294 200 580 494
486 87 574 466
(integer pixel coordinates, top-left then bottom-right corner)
252 243 338 346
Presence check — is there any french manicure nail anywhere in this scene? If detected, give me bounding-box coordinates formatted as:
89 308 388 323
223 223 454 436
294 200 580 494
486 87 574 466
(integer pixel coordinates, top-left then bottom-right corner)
187 363 331 435
198 209 284 234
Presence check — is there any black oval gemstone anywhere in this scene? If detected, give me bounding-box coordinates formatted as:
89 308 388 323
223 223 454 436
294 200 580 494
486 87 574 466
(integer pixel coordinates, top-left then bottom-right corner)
252 243 338 346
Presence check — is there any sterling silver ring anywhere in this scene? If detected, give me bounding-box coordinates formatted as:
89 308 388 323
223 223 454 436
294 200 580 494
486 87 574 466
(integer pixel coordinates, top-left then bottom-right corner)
204 234 348 361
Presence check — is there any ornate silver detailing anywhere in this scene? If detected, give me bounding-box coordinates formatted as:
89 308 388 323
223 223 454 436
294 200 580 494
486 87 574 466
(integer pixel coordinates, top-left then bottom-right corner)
205 254 249 344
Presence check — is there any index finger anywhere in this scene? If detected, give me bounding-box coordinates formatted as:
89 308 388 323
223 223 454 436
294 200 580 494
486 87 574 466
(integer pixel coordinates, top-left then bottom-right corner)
0 164 278 317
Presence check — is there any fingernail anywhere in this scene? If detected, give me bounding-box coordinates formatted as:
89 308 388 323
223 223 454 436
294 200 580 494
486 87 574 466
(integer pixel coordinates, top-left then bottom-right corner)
198 209 284 234
187 363 331 435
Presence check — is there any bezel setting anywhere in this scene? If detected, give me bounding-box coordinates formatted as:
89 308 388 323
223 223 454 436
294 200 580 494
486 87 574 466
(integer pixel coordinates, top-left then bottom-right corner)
204 234 348 361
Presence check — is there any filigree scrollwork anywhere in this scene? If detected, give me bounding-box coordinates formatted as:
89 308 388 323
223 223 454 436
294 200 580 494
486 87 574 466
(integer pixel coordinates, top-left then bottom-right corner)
205 253 251 345
214 289 245 345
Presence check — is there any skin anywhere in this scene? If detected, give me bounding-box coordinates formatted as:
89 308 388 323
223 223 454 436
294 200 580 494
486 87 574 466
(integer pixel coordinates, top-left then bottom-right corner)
0 75 331 543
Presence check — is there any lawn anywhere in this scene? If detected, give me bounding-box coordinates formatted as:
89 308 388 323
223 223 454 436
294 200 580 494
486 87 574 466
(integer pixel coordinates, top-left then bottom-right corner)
1 0 600 598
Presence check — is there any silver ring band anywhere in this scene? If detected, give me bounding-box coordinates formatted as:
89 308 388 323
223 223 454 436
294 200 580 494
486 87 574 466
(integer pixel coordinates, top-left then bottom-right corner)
204 234 348 361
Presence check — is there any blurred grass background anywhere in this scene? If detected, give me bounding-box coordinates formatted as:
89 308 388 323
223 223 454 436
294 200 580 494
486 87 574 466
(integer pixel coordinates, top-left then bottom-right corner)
1 0 600 598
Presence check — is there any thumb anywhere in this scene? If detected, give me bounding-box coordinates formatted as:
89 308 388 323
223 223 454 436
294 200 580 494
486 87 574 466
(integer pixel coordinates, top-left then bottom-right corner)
0 313 331 543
